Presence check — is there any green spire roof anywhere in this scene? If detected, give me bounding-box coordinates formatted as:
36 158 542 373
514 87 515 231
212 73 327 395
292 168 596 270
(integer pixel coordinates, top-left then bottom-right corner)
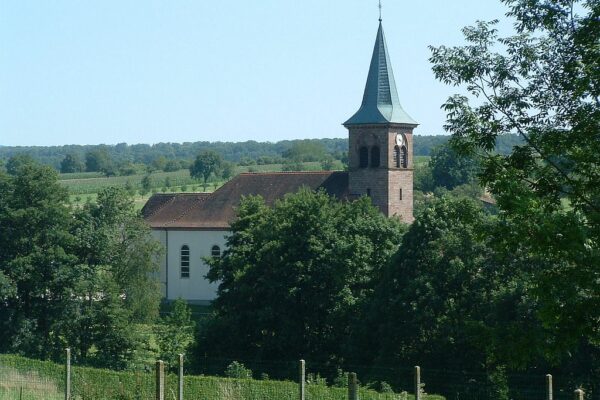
344 22 417 126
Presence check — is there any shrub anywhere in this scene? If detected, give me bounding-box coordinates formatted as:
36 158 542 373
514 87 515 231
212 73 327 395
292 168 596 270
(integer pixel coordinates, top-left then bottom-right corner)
225 361 252 379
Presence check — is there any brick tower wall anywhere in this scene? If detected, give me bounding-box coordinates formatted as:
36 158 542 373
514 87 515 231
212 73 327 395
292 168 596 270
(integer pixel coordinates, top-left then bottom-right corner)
347 124 415 223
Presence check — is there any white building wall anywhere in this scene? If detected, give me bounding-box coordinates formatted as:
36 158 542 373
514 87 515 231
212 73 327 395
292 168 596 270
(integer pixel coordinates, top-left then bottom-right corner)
153 229 228 304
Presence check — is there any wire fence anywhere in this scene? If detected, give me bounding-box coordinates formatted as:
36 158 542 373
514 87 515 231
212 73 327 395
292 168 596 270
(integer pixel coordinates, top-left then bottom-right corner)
0 351 595 400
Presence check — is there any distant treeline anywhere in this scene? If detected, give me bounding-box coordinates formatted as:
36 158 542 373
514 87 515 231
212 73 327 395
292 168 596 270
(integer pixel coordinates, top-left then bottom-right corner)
0 134 522 172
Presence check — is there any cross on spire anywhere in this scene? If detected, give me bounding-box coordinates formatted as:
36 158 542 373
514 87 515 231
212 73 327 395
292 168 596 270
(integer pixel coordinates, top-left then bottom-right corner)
378 0 382 22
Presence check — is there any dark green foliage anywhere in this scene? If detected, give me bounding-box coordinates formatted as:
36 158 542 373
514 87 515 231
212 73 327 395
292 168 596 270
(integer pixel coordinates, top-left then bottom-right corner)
429 144 480 190
202 189 406 367
413 163 436 192
225 361 253 379
364 196 546 398
5 154 36 175
190 150 222 190
85 148 114 174
428 0 600 394
65 187 161 368
0 162 161 368
60 153 84 173
140 174 152 194
0 161 77 359
155 299 195 368
163 159 180 172
430 0 600 352
220 160 235 180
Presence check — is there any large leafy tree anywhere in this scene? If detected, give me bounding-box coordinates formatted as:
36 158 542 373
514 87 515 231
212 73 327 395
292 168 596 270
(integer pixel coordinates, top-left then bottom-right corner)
429 143 481 190
67 187 161 368
201 189 405 370
60 153 84 173
0 161 161 368
0 160 78 358
367 197 548 398
190 150 222 190
429 0 600 359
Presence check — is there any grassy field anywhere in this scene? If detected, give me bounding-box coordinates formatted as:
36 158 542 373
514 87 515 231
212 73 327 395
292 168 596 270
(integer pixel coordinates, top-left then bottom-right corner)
0 354 444 400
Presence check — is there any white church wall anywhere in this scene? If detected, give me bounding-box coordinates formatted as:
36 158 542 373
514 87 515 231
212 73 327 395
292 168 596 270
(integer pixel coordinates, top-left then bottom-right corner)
158 229 228 304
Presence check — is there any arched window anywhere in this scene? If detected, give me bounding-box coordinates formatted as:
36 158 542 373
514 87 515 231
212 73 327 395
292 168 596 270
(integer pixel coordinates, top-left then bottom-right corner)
370 146 380 167
400 146 408 168
211 245 221 258
359 147 369 168
393 146 401 168
180 245 190 278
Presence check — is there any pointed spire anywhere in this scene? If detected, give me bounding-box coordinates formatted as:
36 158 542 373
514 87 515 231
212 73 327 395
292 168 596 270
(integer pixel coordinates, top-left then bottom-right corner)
344 22 417 126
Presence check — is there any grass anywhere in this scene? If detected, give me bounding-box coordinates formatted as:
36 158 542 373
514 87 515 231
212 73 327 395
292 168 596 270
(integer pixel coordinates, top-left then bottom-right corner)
0 354 444 400
0 368 62 400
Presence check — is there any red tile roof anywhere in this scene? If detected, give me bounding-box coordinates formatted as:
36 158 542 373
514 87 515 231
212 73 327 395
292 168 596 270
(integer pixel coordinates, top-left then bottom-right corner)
143 171 349 229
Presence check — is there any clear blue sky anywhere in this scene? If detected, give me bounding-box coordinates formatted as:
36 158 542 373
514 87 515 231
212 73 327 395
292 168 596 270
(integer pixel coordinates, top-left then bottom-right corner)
0 1 511 146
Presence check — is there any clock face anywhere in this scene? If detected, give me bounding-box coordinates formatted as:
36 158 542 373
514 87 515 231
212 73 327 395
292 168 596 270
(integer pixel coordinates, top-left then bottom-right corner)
395 134 405 147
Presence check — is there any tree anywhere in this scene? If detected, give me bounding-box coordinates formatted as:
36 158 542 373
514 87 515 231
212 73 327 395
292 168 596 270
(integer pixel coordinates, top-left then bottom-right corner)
201 189 405 370
321 156 336 171
5 154 36 175
0 162 78 359
190 151 222 191
429 0 600 359
141 174 152 195
155 299 195 368
220 161 235 181
85 148 114 175
164 159 180 172
152 156 167 172
367 196 543 399
67 188 161 368
429 143 480 190
60 153 84 173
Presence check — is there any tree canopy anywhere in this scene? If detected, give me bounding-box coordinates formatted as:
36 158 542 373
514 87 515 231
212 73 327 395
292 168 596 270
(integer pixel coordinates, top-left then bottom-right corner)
0 157 161 368
201 189 406 368
190 150 223 189
430 0 600 356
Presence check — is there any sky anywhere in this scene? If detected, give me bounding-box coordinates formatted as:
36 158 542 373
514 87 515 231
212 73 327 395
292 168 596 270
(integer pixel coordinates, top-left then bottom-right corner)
0 1 513 146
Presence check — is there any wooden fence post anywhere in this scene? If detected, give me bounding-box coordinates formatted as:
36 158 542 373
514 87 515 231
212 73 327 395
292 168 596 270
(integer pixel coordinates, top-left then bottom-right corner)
414 366 421 400
156 360 164 400
299 360 305 400
546 374 553 400
348 372 358 400
574 389 584 400
178 354 184 400
64 348 71 400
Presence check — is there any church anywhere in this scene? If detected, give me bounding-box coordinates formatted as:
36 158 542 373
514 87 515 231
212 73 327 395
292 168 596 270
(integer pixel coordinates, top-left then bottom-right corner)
142 20 417 304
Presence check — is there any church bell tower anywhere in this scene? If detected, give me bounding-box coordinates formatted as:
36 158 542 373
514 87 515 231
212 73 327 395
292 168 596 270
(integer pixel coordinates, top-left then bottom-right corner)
344 21 417 223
